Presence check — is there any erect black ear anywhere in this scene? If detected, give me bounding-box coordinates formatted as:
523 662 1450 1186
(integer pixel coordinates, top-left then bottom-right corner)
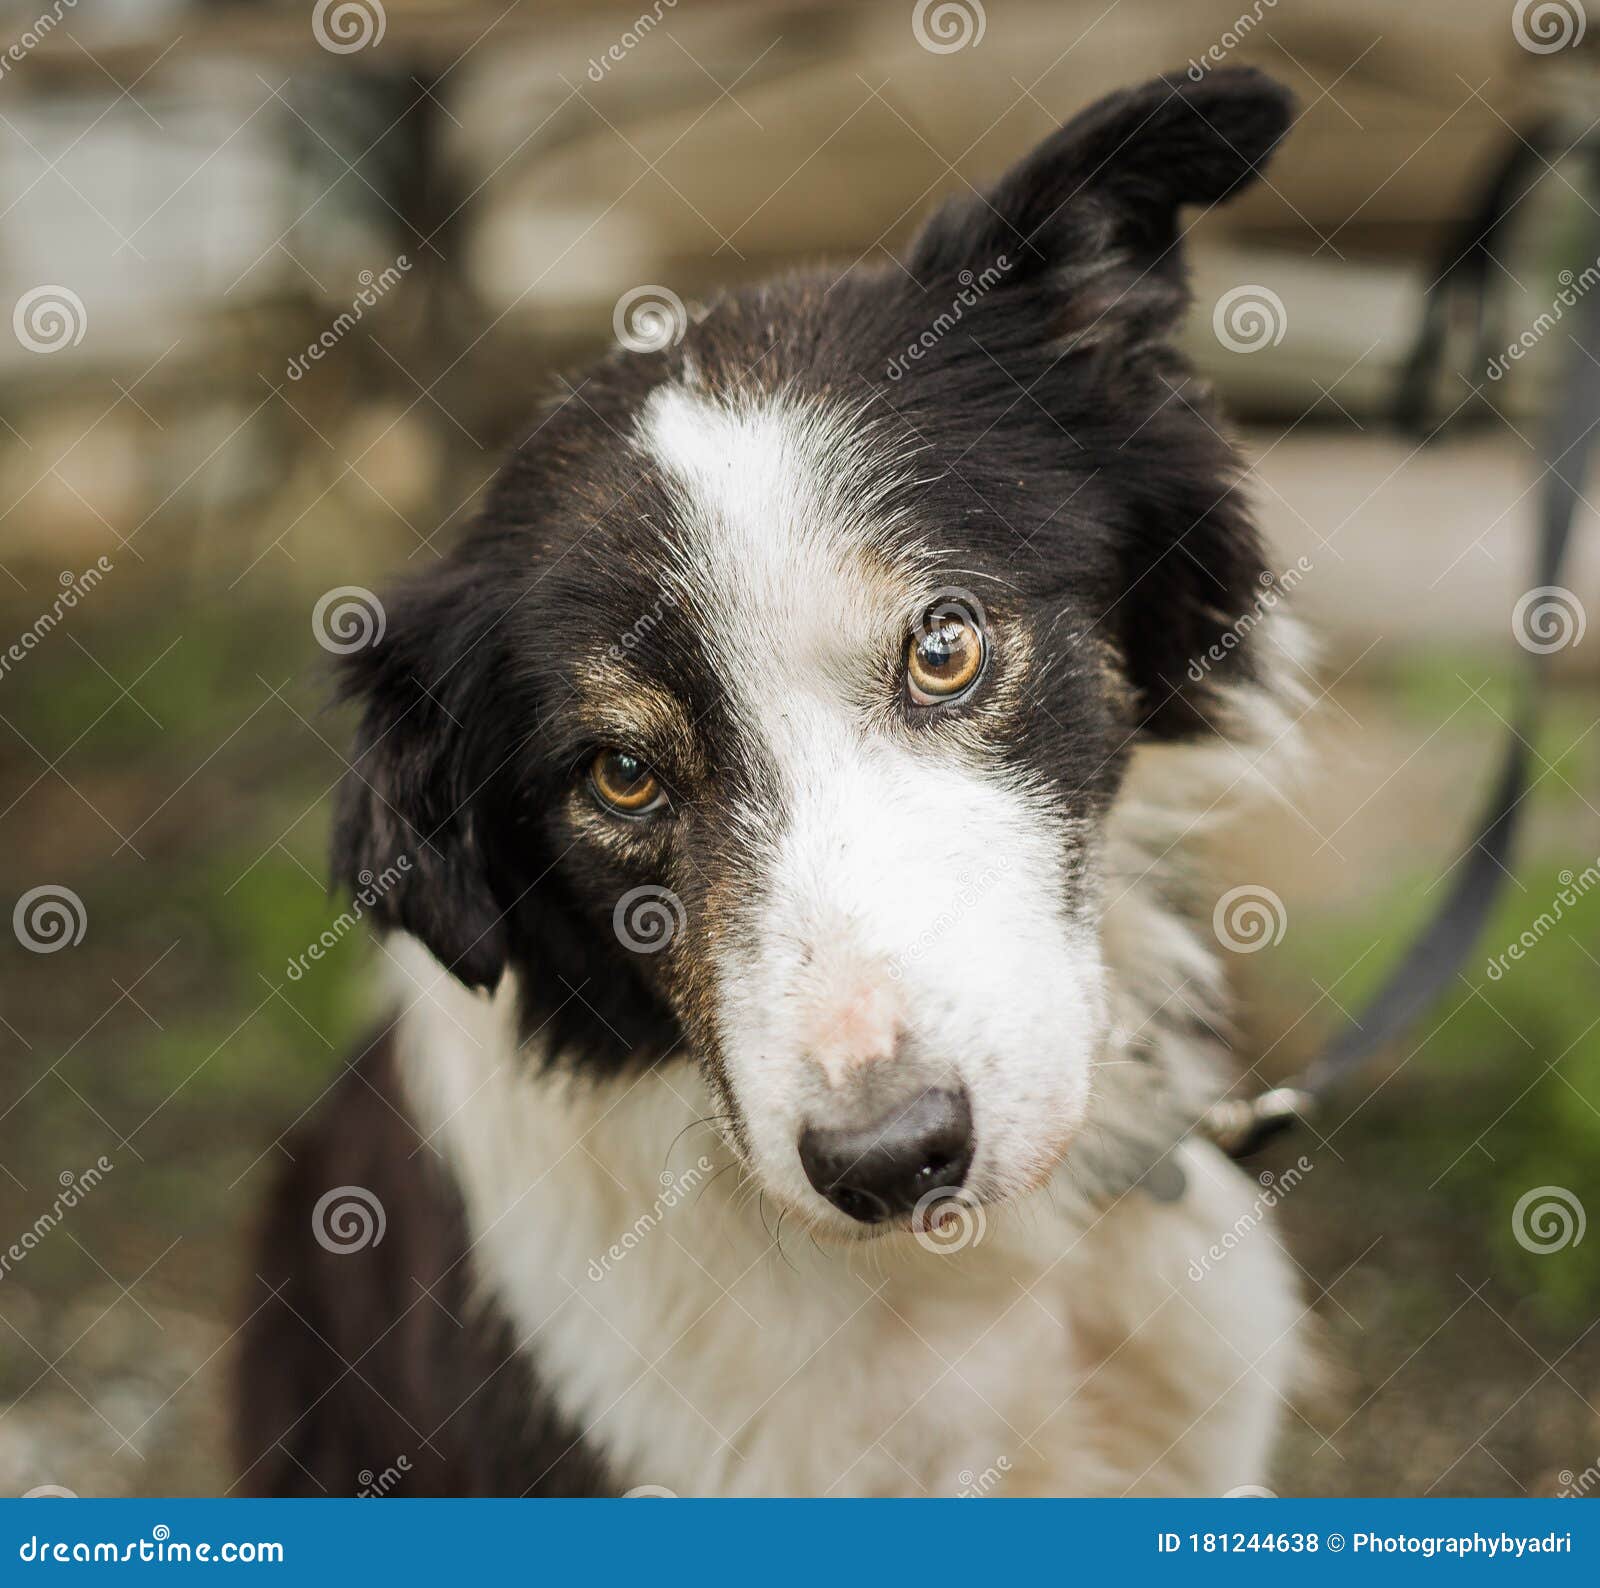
330 567 509 991
908 68 1294 337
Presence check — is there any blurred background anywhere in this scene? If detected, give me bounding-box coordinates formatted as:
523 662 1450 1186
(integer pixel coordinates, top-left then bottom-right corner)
1 0 1598 1498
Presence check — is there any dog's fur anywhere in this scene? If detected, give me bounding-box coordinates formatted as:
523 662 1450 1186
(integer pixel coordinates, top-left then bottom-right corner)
235 68 1309 1497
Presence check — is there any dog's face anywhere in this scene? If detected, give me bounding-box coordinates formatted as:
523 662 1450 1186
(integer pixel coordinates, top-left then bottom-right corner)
336 70 1294 1237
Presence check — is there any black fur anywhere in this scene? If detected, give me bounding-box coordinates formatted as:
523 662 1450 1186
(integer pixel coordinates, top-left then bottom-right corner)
233 1029 612 1496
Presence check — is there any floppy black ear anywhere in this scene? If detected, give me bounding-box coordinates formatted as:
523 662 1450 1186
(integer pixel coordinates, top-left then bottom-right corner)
908 68 1294 337
331 569 509 991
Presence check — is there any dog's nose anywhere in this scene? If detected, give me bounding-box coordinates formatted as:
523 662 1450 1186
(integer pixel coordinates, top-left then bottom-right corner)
799 1086 973 1223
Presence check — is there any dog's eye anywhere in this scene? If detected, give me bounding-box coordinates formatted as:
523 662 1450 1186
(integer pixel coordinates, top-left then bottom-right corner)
906 612 986 705
589 749 665 816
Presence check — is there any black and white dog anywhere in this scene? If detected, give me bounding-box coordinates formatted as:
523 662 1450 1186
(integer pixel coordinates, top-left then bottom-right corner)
237 68 1308 1498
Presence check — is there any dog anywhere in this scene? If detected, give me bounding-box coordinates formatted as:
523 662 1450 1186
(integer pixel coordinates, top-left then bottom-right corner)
235 67 1308 1498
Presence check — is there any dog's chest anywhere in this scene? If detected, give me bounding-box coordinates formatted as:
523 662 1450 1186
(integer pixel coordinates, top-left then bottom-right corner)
537 1211 1086 1498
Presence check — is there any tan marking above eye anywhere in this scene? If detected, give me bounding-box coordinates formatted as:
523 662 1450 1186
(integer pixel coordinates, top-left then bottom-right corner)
906 612 986 704
589 748 665 815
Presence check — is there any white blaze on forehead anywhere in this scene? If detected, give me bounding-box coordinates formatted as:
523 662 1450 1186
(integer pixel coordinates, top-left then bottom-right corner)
635 382 925 719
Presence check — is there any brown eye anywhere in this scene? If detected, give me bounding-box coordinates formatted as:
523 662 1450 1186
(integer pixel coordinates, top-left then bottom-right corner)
589 749 665 816
906 612 986 705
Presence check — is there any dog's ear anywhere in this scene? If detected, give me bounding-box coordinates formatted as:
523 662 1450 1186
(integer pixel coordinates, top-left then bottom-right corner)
331 569 509 991
907 68 1293 339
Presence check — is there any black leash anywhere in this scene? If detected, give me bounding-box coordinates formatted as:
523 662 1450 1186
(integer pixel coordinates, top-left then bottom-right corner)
1202 178 1598 1163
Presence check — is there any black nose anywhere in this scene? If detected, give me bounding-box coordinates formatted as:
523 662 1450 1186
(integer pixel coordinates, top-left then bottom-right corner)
799 1086 974 1223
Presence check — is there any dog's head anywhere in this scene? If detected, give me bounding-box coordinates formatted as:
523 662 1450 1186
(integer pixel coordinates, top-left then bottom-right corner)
334 70 1295 1237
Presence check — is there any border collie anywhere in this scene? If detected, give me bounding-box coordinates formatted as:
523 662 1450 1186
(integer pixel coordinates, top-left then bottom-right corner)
236 67 1308 1498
